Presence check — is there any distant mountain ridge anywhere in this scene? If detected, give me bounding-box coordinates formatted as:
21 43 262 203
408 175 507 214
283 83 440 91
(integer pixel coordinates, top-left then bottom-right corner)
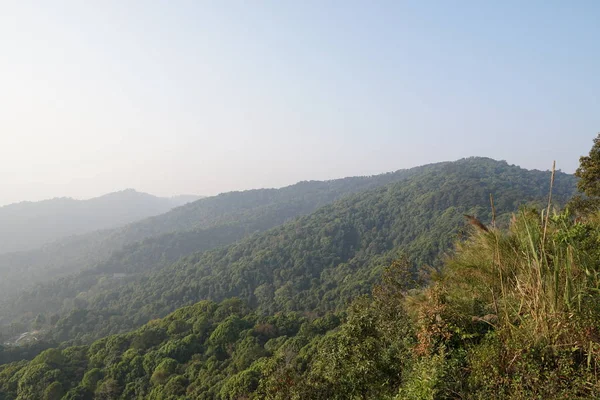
0 189 201 254
0 158 578 345
0 161 442 311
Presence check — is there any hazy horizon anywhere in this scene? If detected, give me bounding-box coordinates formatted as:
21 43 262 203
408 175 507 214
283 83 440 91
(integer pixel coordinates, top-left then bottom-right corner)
0 156 568 206
2 2 598 206
0 187 202 207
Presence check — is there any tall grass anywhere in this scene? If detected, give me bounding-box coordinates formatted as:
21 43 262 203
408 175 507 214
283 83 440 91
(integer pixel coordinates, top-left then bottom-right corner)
397 163 600 397
445 209 600 349
401 204 600 397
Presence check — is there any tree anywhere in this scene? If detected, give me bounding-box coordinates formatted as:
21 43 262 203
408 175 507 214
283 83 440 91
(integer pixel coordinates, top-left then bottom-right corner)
43 382 64 400
32 348 65 368
569 133 600 215
94 378 121 400
575 133 600 197
167 320 190 336
81 368 103 391
62 386 93 400
150 358 178 385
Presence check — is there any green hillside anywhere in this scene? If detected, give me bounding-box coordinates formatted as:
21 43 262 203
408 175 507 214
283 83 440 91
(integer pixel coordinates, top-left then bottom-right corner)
0 166 423 308
3 204 599 399
3 152 599 399
9 158 575 345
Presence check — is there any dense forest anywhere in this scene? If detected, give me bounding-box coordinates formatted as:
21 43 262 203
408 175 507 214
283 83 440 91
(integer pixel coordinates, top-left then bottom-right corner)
5 148 600 399
1 159 575 343
0 160 467 327
0 167 424 305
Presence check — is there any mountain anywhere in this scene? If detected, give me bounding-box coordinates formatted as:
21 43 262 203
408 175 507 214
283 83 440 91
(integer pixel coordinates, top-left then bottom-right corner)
3 158 577 345
1 166 594 400
0 163 434 323
0 189 200 255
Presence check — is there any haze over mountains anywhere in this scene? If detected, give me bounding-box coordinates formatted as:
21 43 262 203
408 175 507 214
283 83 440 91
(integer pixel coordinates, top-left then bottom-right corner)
1 155 590 400
0 160 429 303
1 1 598 397
0 158 575 336
0 190 202 254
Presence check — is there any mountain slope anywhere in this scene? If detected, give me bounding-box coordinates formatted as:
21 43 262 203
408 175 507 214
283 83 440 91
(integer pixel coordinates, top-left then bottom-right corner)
3 195 598 400
0 189 200 255
14 158 576 344
0 164 434 314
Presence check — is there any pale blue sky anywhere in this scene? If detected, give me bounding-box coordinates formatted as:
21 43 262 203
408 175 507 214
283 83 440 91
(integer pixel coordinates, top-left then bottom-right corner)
1 1 598 205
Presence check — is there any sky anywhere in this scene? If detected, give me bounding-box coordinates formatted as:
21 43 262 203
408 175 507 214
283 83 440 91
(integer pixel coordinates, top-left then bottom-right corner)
1 1 599 206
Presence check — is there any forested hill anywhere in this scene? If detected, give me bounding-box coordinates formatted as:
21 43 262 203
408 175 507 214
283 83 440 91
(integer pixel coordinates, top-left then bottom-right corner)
0 162 434 313
0 157 589 400
0 189 199 255
5 204 599 399
11 158 576 345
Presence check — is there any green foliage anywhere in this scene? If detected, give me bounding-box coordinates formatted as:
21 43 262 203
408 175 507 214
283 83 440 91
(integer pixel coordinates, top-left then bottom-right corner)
166 320 191 336
131 327 167 351
0 298 342 399
575 133 600 198
8 158 576 348
32 349 65 366
3 208 600 398
569 133 600 215
81 368 102 391
0 159 431 335
151 358 178 385
62 386 93 400
43 381 64 400
219 369 260 399
1 157 594 399
396 353 446 400
0 341 55 365
401 208 600 398
94 378 121 399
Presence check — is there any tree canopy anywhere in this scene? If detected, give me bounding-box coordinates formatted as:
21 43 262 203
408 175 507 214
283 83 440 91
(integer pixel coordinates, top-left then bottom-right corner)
3 154 597 399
